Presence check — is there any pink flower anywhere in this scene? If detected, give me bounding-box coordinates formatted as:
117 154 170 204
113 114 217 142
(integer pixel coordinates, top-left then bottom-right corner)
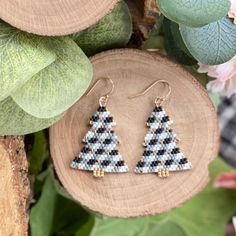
198 56 236 97
214 171 236 189
229 0 236 24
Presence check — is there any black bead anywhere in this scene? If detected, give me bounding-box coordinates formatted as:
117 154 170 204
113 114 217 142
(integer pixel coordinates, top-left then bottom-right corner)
90 115 99 122
161 116 170 123
115 160 124 167
147 116 156 123
179 158 187 165
97 106 106 112
104 117 113 123
137 161 145 168
88 137 98 143
154 106 163 112
155 128 163 134
101 160 111 166
157 149 165 155
95 149 104 155
103 138 112 144
149 139 158 145
74 158 81 163
87 159 96 165
143 150 152 156
163 138 172 144
110 150 118 155
151 160 160 167
97 127 106 133
81 147 90 153
164 159 173 166
171 148 180 154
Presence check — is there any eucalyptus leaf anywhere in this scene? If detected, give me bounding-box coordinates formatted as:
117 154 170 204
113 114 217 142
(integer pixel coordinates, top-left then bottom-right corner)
73 1 132 56
157 0 230 27
0 97 63 135
180 17 236 65
12 37 93 118
0 21 56 101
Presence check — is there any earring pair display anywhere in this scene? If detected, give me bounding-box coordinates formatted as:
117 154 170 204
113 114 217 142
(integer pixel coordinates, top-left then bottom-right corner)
70 78 192 178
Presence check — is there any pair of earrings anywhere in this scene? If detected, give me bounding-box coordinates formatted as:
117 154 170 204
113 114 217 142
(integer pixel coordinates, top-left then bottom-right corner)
70 78 192 178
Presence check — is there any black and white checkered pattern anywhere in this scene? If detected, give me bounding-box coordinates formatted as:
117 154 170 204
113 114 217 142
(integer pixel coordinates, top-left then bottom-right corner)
218 95 236 167
135 105 192 173
70 106 129 173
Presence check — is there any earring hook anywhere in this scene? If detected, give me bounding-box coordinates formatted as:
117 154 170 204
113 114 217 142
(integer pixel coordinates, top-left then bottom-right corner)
129 80 171 106
86 77 114 106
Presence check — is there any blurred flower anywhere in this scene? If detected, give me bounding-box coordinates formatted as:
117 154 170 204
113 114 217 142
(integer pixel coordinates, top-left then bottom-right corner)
214 171 236 189
198 56 236 97
229 0 236 24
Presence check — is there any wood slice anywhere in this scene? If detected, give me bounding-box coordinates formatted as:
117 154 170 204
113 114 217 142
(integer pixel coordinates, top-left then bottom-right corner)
0 136 29 235
50 49 219 217
0 0 119 36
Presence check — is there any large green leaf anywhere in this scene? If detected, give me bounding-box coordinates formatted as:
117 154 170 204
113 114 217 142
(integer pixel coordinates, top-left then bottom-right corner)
157 0 230 27
90 159 236 236
0 97 63 135
147 220 186 236
90 217 149 236
180 17 236 65
30 169 91 236
11 37 93 118
0 21 56 101
73 1 132 56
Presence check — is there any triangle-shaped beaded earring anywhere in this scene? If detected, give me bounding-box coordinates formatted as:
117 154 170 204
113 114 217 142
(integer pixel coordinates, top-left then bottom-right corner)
130 80 192 178
71 78 129 178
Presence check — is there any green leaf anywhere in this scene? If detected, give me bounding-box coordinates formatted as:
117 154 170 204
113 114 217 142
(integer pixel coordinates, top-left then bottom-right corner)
90 159 236 236
0 97 63 135
11 37 93 118
0 21 56 101
73 1 132 56
75 216 94 236
30 169 91 236
180 17 236 65
163 18 197 65
157 0 230 27
154 158 236 236
148 220 186 236
29 131 48 175
90 217 149 236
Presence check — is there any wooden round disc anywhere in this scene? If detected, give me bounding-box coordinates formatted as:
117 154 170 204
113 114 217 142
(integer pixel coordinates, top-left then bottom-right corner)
0 0 118 36
50 49 219 217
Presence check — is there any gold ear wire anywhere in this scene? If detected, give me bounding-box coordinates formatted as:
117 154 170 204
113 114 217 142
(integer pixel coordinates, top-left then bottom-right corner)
86 77 114 106
129 80 171 106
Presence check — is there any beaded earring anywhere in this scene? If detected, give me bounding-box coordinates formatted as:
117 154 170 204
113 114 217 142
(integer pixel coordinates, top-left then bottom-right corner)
130 80 192 178
70 77 129 178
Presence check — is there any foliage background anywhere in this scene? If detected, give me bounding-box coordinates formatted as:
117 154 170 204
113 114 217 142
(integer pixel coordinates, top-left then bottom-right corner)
7 0 234 235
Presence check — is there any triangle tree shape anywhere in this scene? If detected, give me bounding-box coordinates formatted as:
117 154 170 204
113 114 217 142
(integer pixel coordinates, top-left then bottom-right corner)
71 105 129 177
135 105 192 178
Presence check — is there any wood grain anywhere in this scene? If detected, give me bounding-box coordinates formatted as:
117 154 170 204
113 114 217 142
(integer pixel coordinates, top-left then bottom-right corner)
0 136 29 235
0 0 119 36
50 49 219 217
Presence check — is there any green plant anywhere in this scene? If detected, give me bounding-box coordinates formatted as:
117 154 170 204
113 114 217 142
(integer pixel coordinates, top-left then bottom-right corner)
0 1 132 135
